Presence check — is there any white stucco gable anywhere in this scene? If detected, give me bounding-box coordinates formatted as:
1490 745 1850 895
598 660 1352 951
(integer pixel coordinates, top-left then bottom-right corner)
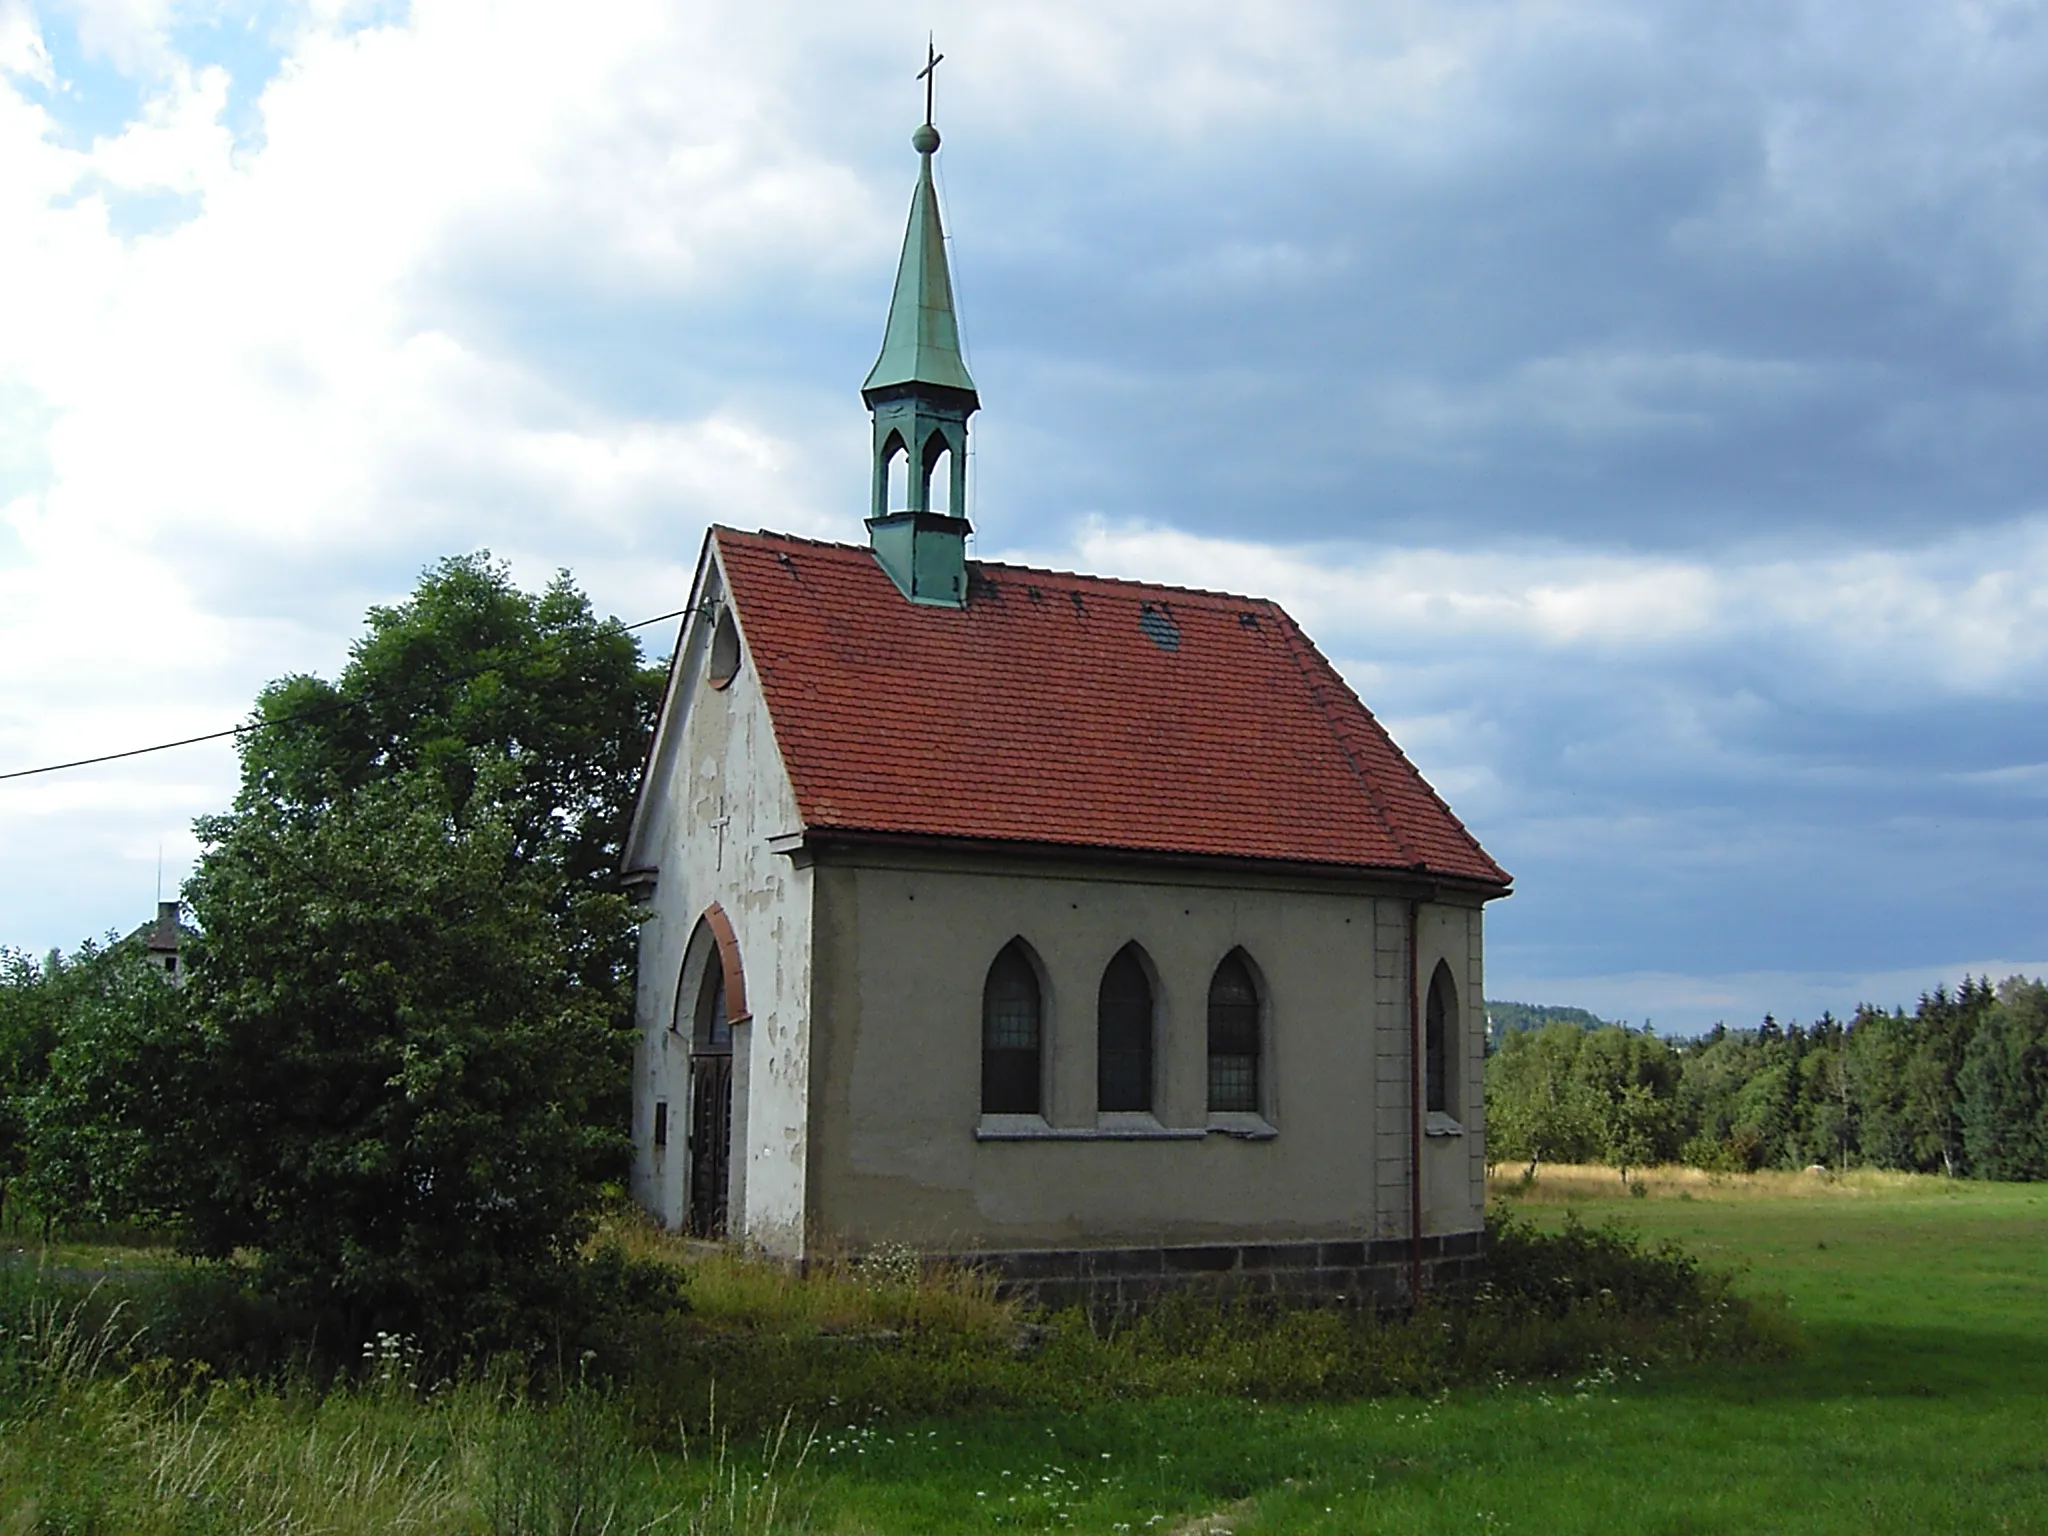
625 534 814 1258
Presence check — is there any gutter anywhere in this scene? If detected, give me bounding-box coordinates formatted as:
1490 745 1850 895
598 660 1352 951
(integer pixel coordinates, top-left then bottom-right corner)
1409 896 1424 1307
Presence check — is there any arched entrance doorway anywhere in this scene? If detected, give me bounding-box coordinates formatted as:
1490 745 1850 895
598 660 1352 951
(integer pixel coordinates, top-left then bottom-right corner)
676 905 749 1237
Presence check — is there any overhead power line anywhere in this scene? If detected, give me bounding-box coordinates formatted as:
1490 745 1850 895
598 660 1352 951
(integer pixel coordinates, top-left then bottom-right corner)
0 605 693 785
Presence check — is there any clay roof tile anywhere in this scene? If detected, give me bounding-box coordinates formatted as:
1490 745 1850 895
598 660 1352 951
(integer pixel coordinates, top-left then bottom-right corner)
714 528 1509 889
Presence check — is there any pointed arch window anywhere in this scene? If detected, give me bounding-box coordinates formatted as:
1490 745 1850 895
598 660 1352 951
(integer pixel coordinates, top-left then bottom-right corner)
1207 950 1261 1113
981 942 1043 1115
1426 960 1457 1116
1097 944 1154 1114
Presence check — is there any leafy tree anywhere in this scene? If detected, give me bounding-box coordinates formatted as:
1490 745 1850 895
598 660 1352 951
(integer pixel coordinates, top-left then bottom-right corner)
1796 1037 1853 1170
1845 1005 1916 1169
236 553 662 999
15 940 198 1231
1900 981 1993 1176
0 949 65 1227
174 556 662 1349
1730 1062 1796 1170
1485 978 2046 1183
1605 1082 1672 1185
1959 978 2048 1182
1484 1024 1606 1174
181 764 635 1347
1674 1019 1836 1171
20 556 666 1353
1483 1000 1612 1050
1674 1026 1761 1168
1564 1025 1683 1179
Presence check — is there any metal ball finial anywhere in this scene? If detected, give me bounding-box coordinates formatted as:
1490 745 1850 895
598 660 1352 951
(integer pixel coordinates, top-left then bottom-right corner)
912 122 940 155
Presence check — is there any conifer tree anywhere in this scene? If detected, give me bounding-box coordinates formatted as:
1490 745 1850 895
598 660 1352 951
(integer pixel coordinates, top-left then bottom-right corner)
1959 979 2048 1182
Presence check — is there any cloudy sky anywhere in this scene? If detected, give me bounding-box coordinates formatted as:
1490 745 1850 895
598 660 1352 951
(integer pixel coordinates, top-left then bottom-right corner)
3 0 2046 1031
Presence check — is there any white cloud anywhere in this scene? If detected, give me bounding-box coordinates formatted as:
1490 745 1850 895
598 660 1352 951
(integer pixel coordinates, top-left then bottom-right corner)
87 60 231 191
0 0 53 86
1021 515 2048 698
46 0 178 77
1 0 899 948
2 0 2046 1019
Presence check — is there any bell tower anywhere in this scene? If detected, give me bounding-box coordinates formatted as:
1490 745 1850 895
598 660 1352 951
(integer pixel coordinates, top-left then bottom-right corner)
862 46 978 608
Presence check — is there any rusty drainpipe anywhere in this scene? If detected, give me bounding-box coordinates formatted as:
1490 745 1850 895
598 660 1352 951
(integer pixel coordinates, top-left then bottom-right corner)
1408 896 1424 1307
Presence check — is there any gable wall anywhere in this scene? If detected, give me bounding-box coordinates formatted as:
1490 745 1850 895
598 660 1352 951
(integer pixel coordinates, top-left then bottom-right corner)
630 555 815 1258
805 852 1489 1254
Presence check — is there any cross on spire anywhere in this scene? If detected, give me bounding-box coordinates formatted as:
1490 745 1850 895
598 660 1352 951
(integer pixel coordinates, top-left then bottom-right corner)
916 36 944 128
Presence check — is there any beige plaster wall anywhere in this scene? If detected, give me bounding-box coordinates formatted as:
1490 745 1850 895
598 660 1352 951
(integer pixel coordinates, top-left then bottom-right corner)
806 853 1490 1254
1416 901 1487 1234
630 551 814 1258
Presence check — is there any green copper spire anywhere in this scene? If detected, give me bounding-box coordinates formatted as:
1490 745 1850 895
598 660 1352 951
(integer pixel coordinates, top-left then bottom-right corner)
862 133 979 401
864 52 978 610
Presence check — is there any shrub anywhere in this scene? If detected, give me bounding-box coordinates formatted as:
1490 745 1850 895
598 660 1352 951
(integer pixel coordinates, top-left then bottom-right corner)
1471 1206 1800 1371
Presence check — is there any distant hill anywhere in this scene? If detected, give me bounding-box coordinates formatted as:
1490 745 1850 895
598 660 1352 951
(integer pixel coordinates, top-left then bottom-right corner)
1484 1000 1613 1046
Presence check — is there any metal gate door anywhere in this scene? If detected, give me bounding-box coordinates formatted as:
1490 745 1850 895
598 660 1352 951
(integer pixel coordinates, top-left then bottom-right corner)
687 1052 733 1237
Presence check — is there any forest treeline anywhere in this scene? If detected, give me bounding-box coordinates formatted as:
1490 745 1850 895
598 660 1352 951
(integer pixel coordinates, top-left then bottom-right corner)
1486 978 2048 1180
1485 1000 1612 1043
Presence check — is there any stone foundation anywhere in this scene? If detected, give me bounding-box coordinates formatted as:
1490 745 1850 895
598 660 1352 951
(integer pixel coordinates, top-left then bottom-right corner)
937 1230 1485 1315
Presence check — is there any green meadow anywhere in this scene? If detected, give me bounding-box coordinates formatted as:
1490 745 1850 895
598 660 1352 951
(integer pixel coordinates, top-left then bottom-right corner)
801 1172 2048 1534
3 1171 2043 1534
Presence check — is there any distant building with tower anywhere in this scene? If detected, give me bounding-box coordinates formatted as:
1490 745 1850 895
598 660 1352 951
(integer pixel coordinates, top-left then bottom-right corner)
622 93 1510 1308
127 899 190 984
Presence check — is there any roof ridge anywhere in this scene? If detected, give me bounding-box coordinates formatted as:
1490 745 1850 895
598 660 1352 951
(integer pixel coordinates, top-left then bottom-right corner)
715 527 1278 609
971 557 1270 608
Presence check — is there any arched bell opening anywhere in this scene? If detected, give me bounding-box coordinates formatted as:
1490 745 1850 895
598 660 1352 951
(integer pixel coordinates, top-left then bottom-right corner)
881 432 910 516
918 426 963 516
925 446 955 515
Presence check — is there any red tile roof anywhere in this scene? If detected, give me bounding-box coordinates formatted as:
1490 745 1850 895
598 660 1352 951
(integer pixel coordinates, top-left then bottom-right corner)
715 529 1509 890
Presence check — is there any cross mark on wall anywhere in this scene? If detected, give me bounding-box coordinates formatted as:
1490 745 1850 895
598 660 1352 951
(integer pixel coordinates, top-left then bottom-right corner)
710 795 731 871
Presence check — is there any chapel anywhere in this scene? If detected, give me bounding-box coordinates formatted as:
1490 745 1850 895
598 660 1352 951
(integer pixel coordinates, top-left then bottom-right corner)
623 103 1512 1308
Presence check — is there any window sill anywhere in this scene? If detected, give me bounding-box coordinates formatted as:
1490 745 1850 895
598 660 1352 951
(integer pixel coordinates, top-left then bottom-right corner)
975 1113 1051 1139
976 1113 1203 1143
1425 1112 1465 1138
1206 1112 1278 1141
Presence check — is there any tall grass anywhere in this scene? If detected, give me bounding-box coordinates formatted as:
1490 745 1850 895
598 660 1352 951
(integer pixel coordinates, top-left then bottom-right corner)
0 1205 1793 1530
592 1212 1016 1341
0 1356 814 1533
591 1206 1795 1437
0 1261 812 1534
1489 1161 1960 1203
